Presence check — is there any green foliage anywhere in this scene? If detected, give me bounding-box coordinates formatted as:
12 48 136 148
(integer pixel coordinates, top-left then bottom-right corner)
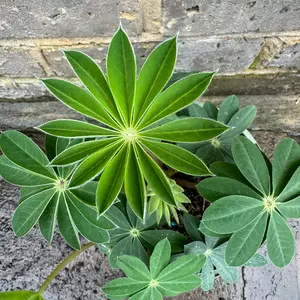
102 239 205 299
148 179 190 226
101 202 187 268
39 26 228 219
180 96 256 164
0 131 114 249
0 291 43 300
199 137 300 267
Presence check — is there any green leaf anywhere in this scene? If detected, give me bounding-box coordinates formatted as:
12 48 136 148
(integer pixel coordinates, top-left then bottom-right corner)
51 137 118 166
276 166 300 202
42 79 120 129
200 257 215 291
184 241 207 254
157 254 205 281
70 181 98 206
134 36 177 123
141 139 211 176
140 230 187 253
203 101 218 119
150 239 171 278
140 118 228 143
0 291 44 300
39 192 60 243
199 222 229 238
201 195 264 234
232 137 270 195
197 177 262 202
220 106 257 140
125 144 146 219
188 103 208 118
117 255 151 281
225 213 267 266
66 194 109 243
244 253 268 267
0 130 56 179
129 237 149 267
20 185 53 203
159 275 200 294
272 138 300 196
102 278 148 298
57 193 80 250
107 26 136 125
135 144 175 206
267 211 294 267
12 188 57 236
45 134 57 161
129 288 162 300
97 144 128 215
0 155 55 187
39 120 118 138
63 50 122 125
105 205 131 230
109 236 134 268
139 72 215 128
277 196 300 218
217 95 239 124
69 141 123 187
183 213 204 241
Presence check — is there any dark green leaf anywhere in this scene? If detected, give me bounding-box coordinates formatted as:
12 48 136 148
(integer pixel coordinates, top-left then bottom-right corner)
183 213 204 241
203 101 218 119
217 95 239 124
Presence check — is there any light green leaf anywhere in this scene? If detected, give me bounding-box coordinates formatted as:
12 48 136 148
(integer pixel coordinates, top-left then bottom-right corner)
39 192 60 243
150 239 171 278
217 95 239 124
0 155 55 187
102 277 148 298
220 106 257 140
125 144 146 219
225 213 267 266
39 120 118 138
276 166 300 202
129 288 162 300
199 222 229 238
200 257 215 291
63 50 123 125
244 253 268 267
197 177 262 203
42 79 120 129
140 118 228 143
107 26 136 125
184 241 207 254
117 255 151 281
272 138 300 196
183 213 204 241
140 230 187 254
66 194 109 243
267 211 294 267
232 137 270 195
159 275 200 294
135 144 175 206
129 238 149 267
201 195 264 234
69 141 123 187
0 130 56 179
134 36 177 124
0 291 44 300
12 188 57 237
277 196 300 218
157 254 205 281
141 139 211 176
97 144 128 215
51 137 118 166
139 72 214 128
57 193 80 250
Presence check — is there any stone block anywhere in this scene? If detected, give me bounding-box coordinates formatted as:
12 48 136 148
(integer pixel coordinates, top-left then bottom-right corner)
265 43 300 69
0 49 45 77
163 0 300 36
0 0 142 39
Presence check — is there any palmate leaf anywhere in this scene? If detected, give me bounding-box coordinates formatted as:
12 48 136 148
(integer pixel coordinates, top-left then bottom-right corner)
0 131 112 249
38 27 225 219
199 136 300 267
102 239 203 300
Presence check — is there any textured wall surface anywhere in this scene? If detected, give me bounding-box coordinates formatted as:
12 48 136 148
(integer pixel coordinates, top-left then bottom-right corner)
1 0 300 299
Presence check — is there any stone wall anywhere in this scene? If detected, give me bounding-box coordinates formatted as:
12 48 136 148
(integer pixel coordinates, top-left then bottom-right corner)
1 1 300 299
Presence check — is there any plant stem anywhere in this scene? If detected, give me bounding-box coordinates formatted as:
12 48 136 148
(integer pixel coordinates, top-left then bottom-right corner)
38 242 95 294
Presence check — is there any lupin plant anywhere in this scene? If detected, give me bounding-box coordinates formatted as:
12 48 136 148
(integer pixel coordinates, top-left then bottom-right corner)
1 25 300 300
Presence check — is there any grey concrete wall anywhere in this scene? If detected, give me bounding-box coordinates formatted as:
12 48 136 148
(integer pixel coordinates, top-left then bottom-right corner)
1 1 300 299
